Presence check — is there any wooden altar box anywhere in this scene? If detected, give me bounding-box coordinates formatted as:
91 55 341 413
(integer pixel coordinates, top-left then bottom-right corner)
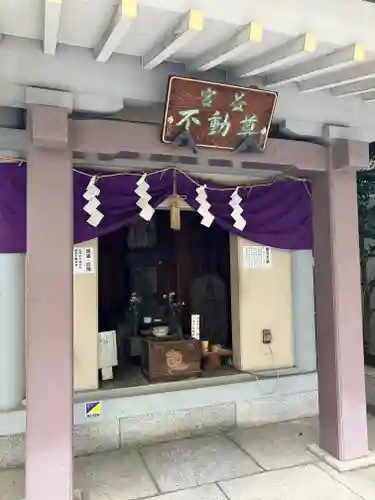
141 337 201 382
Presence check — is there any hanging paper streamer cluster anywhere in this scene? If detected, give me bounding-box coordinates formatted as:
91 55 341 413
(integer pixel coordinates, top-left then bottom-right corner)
135 174 155 221
195 184 214 227
83 176 104 227
229 187 246 231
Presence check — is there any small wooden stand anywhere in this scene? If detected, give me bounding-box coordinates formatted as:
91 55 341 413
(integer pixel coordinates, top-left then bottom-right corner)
202 348 232 372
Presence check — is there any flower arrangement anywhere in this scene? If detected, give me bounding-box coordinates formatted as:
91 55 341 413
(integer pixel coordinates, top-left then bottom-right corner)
128 292 142 337
129 292 142 313
162 292 185 336
162 292 185 317
162 292 185 337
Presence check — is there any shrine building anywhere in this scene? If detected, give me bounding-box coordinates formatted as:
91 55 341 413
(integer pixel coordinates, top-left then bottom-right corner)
0 1 375 499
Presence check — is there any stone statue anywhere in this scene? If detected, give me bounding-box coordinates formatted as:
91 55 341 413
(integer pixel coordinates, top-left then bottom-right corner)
190 273 228 346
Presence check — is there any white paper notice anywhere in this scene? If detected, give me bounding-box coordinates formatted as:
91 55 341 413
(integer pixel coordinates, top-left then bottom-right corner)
98 330 118 368
191 314 200 340
243 245 272 269
73 247 95 274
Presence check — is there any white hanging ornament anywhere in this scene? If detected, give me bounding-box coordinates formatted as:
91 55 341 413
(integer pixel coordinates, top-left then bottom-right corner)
135 173 155 222
230 187 246 231
195 184 214 228
83 176 104 227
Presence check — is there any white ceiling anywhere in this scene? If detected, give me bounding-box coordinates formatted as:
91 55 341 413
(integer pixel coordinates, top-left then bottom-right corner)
0 0 358 54
0 0 373 95
0 0 372 44
1 0 375 131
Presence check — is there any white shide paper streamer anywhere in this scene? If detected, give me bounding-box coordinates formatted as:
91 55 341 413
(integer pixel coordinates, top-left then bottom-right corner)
135 174 155 221
83 176 104 227
229 187 246 231
195 184 214 228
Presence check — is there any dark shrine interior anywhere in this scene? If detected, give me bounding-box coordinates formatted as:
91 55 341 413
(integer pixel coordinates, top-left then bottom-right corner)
98 210 232 379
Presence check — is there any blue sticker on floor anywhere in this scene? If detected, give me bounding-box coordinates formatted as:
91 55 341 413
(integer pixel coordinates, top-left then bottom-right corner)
85 401 102 419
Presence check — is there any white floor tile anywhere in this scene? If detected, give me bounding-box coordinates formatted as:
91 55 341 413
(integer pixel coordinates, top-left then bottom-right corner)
318 462 375 500
220 463 362 500
2 415 375 500
145 484 227 500
74 449 157 500
140 435 261 493
0 467 24 500
229 418 318 470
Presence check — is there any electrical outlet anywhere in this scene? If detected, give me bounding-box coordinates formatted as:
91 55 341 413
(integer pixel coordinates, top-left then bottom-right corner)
262 329 272 344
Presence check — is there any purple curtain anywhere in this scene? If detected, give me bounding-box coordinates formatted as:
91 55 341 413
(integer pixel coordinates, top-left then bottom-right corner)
0 163 312 253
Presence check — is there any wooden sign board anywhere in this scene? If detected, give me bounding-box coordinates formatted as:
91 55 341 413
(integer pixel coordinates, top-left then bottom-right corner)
161 76 277 151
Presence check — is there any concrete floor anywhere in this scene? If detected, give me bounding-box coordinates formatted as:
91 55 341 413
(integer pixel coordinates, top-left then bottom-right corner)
2 415 375 500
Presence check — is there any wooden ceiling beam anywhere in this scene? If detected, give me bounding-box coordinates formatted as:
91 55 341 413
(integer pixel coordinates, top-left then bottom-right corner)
188 22 262 72
94 0 138 63
299 56 375 93
234 33 317 78
142 9 204 70
265 44 365 88
44 0 64 55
